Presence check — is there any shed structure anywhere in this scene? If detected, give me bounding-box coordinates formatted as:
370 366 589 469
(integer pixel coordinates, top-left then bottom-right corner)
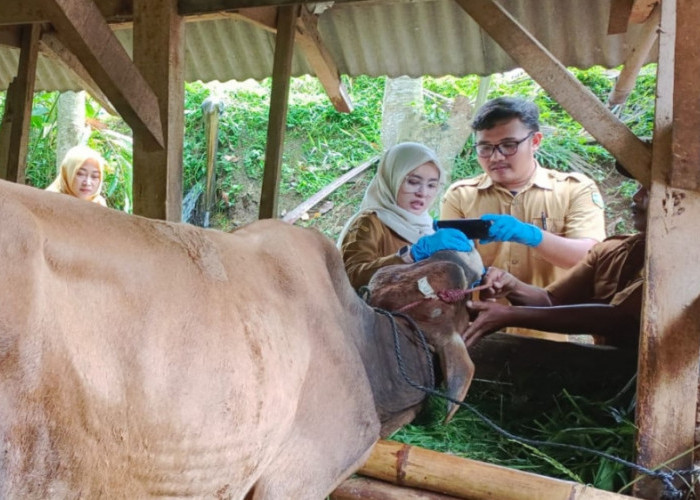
0 0 699 498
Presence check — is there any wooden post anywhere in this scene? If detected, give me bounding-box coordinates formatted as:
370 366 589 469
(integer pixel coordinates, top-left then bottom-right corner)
3 24 40 184
258 5 298 220
634 0 700 497
132 0 184 221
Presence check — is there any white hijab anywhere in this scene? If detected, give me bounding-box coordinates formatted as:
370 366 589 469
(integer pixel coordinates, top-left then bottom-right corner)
338 142 444 246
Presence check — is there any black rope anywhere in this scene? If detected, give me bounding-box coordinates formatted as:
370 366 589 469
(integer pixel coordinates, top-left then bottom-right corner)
374 306 697 500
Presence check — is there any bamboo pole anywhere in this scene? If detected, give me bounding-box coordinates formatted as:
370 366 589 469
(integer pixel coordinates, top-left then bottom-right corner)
331 476 461 500
358 440 636 500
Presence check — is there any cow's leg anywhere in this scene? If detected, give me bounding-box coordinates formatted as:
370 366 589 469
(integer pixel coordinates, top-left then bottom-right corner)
246 443 374 500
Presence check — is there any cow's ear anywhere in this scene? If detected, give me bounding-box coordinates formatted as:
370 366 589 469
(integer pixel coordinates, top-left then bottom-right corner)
436 334 474 423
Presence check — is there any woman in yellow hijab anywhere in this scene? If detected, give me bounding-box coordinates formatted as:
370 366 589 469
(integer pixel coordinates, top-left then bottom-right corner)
45 145 108 206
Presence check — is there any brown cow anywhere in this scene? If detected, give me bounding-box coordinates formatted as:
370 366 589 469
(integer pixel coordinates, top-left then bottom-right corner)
0 179 478 499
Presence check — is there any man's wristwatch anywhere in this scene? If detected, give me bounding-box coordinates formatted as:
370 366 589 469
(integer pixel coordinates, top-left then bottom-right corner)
397 245 414 263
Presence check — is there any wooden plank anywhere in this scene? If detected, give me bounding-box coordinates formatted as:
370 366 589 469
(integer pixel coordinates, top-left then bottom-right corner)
359 440 637 500
608 5 659 107
258 4 297 220
178 0 367 17
233 6 352 114
296 6 353 113
132 0 185 221
0 0 373 25
0 0 45 25
332 476 460 500
4 24 40 184
669 0 700 190
454 0 651 188
0 25 21 47
282 156 378 224
608 0 633 35
630 0 660 23
38 31 117 115
41 0 164 148
468 332 637 399
633 1 700 498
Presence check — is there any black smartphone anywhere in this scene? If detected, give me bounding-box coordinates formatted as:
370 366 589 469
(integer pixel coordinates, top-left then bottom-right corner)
435 219 492 240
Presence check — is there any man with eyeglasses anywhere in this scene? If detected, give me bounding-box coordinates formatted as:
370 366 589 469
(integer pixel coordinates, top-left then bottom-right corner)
441 97 606 339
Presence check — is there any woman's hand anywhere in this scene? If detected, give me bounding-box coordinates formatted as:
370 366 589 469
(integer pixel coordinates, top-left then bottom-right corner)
411 228 474 261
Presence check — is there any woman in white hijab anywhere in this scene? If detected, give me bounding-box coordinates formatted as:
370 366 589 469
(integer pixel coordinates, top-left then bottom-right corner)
339 142 471 289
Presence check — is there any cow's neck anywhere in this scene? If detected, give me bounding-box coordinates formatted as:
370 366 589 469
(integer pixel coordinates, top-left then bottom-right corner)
359 309 435 437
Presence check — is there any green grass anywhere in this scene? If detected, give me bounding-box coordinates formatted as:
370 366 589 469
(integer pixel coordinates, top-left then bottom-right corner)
391 378 638 493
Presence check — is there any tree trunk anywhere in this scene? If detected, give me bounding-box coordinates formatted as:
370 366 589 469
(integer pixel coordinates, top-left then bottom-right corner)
380 77 472 178
56 90 88 170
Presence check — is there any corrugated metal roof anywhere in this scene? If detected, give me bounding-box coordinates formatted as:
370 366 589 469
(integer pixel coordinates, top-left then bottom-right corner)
0 0 655 92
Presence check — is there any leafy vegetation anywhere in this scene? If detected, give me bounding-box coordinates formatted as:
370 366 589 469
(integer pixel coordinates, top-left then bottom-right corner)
393 376 638 493
12 65 658 493
23 91 134 211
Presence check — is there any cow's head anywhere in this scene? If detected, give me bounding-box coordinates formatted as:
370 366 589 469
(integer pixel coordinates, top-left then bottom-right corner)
366 250 484 422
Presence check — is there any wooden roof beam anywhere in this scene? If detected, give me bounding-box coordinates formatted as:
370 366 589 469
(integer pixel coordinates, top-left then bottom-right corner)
630 0 660 23
454 0 651 187
608 0 634 35
296 6 352 113
38 30 117 115
0 25 22 47
40 0 164 148
233 6 352 113
608 4 659 107
0 0 371 25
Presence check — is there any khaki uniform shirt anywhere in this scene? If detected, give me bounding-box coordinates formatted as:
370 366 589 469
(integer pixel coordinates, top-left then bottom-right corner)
441 164 606 289
339 211 408 290
546 233 645 346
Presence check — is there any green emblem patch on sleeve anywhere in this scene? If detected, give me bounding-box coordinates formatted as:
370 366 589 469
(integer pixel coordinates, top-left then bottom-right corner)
591 192 605 209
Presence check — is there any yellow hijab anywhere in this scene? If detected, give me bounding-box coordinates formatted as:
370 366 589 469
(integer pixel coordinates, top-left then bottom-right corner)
46 145 107 206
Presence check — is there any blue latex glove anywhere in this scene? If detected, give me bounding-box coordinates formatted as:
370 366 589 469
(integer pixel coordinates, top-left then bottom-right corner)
480 214 543 247
411 228 474 262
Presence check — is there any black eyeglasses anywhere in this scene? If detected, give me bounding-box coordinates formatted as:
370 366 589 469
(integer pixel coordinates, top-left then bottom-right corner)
474 131 534 158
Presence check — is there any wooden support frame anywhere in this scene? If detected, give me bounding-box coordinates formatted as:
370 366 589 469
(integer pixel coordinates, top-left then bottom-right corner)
608 5 659 107
608 0 634 35
258 4 298 220
295 6 352 113
634 0 700 497
630 0 660 23
1 23 40 184
453 0 651 187
233 6 353 113
132 0 185 221
40 0 164 148
38 30 116 115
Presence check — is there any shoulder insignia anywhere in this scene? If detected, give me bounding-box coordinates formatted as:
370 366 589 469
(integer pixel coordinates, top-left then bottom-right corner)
446 177 481 191
591 191 605 209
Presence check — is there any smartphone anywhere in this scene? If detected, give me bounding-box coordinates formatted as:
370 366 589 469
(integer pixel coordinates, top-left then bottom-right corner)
435 219 492 240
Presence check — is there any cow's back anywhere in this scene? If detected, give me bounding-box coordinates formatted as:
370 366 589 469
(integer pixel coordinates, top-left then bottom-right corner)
0 180 380 498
